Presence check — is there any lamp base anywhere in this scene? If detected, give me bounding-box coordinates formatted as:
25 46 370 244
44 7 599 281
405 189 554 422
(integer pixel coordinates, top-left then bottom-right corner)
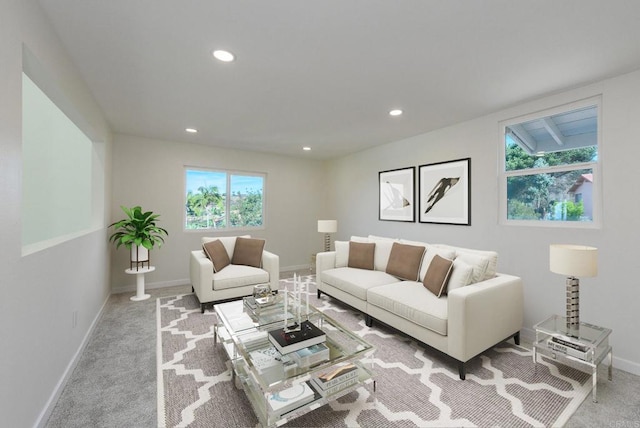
324 233 331 252
566 276 580 331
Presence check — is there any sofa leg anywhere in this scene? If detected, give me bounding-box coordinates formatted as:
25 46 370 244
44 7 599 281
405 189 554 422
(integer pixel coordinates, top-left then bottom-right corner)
458 362 466 380
365 314 373 327
201 303 205 314
513 331 520 346
192 286 194 293
317 290 321 299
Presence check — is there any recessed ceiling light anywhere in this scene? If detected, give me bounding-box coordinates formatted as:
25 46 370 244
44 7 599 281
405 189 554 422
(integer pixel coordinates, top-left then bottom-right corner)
303 147 311 151
389 109 403 116
212 50 235 62
185 128 198 133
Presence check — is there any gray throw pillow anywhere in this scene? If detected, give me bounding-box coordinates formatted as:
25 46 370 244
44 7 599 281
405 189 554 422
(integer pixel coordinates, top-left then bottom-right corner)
202 239 230 272
385 242 426 281
348 242 375 270
231 237 265 268
423 254 453 297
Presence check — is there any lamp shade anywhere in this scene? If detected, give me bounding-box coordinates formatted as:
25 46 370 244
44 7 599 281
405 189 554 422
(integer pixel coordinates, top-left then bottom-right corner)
317 220 337 233
549 244 598 277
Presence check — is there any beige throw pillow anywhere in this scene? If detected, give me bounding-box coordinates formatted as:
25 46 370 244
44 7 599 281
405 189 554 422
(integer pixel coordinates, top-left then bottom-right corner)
423 254 454 297
348 242 375 270
231 237 265 268
385 242 426 281
202 239 231 272
445 259 474 294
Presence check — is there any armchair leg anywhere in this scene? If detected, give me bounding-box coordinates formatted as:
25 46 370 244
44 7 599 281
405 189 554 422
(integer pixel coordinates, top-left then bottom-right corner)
317 290 322 299
201 303 205 314
458 362 466 380
514 331 520 345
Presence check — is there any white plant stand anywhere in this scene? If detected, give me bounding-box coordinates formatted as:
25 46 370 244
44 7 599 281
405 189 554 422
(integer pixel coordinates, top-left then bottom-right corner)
125 266 155 301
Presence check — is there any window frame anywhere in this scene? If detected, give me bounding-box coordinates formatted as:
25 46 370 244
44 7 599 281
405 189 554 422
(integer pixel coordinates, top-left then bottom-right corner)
184 166 266 232
498 96 602 229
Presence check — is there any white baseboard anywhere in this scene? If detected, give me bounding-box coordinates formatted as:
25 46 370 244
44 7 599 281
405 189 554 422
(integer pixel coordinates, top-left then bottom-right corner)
111 267 315 295
34 294 110 428
281 264 314 273
112 278 190 295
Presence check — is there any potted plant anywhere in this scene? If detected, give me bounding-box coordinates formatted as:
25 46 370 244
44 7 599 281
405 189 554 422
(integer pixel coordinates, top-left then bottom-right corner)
108 206 169 269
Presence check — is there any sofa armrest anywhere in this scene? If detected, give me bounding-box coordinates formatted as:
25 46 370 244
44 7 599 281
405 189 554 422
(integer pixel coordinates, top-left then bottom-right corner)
261 250 280 291
190 250 213 296
316 251 336 278
447 273 524 362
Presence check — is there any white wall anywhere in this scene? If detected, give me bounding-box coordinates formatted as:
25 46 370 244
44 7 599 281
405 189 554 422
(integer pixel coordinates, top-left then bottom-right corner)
110 134 328 292
0 1 112 427
326 70 640 375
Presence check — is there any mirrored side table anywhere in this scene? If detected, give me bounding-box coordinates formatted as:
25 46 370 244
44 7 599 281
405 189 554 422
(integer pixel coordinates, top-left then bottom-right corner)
533 314 612 403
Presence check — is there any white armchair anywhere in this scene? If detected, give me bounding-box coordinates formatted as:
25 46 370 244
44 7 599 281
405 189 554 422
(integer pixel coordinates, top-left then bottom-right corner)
190 235 279 313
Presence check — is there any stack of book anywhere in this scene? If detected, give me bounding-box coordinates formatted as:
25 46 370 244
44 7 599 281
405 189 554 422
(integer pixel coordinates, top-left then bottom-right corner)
546 336 593 361
290 343 330 368
310 363 359 397
268 320 326 354
248 345 285 386
267 381 316 417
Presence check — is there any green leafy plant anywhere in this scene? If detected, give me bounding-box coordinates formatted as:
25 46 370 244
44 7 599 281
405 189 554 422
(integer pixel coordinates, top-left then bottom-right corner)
108 206 168 250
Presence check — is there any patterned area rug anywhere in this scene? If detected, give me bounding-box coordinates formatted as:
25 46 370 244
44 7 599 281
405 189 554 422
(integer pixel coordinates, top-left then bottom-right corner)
157 275 591 427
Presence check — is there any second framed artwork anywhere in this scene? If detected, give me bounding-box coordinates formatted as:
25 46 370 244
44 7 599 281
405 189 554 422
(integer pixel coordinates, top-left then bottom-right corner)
418 158 471 225
379 167 415 222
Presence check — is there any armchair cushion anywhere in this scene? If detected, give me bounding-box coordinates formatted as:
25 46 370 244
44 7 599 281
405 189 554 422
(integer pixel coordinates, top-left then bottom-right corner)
212 264 269 290
202 239 230 272
231 237 265 268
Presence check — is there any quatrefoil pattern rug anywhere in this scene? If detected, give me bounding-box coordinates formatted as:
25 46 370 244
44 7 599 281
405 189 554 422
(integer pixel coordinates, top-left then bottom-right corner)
157 275 591 427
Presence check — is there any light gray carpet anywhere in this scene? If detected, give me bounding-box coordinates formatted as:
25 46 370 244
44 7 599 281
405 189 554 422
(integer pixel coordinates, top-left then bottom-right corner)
46 271 640 428
158 275 594 427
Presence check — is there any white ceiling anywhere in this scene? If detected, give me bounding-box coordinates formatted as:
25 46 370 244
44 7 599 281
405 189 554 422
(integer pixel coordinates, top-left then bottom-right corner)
38 0 640 160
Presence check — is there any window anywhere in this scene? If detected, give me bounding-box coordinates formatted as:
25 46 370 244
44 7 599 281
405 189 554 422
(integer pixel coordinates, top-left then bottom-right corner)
185 168 265 230
499 98 600 227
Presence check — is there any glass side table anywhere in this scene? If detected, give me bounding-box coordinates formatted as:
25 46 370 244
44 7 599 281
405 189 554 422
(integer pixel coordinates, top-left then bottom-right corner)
533 315 612 403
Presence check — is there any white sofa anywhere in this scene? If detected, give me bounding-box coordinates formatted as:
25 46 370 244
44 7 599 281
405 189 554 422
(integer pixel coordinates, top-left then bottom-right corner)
316 235 523 379
190 235 279 313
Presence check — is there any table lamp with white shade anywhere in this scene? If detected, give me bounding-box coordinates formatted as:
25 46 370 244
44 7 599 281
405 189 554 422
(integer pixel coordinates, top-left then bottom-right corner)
317 220 337 252
549 244 598 330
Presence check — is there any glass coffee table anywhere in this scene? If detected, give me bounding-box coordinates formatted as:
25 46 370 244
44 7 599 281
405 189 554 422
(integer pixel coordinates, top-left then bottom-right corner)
214 293 375 427
533 315 612 402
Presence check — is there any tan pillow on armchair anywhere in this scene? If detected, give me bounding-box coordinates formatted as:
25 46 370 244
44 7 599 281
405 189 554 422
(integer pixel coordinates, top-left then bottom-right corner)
231 237 265 268
202 239 231 272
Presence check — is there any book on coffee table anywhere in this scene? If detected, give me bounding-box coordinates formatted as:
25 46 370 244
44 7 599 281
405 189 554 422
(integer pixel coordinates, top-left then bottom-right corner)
268 320 326 354
267 381 315 416
311 363 358 390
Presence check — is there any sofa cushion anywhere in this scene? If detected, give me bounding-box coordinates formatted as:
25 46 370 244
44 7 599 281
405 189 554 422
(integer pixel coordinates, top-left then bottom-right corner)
321 267 399 300
367 281 448 336
420 247 456 282
446 259 474 293
212 264 269 290
334 241 349 267
348 242 375 270
231 237 265 268
366 236 397 271
423 255 453 297
434 244 498 281
386 242 426 281
202 239 230 272
455 252 490 284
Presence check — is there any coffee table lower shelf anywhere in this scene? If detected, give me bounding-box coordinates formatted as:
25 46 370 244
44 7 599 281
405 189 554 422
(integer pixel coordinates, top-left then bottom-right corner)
235 359 374 427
